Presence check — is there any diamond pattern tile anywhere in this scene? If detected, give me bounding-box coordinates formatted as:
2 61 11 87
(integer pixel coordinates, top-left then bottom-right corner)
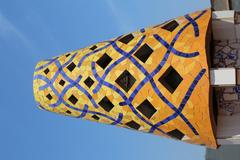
67 62 76 72
59 79 65 86
92 115 100 120
125 120 140 130
119 34 134 44
115 70 136 92
167 129 184 140
136 99 157 119
84 76 94 88
162 20 179 32
158 66 183 93
98 96 114 112
134 44 153 63
96 53 112 69
68 95 78 105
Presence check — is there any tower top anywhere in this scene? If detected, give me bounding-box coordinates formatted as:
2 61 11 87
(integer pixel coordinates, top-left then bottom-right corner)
33 9 217 148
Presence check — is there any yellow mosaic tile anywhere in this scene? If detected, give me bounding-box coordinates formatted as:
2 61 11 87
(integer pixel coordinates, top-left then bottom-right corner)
33 9 217 148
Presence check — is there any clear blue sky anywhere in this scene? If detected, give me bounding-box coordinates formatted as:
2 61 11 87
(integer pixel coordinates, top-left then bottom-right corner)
0 1 210 160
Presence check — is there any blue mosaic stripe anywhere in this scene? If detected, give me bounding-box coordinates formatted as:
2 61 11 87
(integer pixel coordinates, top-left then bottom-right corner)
93 35 146 93
33 74 60 97
35 57 58 71
194 10 207 21
149 69 206 133
91 62 168 135
49 75 82 107
77 104 88 118
55 60 99 108
185 14 199 37
119 9 205 103
62 101 123 124
153 34 199 58
140 28 145 33
38 52 80 107
117 10 206 135
36 102 47 111
111 35 198 135
178 69 206 111
35 75 122 124
77 42 112 68
34 74 81 108
39 52 78 90
75 104 123 125
35 10 207 135
34 60 99 109
111 113 123 125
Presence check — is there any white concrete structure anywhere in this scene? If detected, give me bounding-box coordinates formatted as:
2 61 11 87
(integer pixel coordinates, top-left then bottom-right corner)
211 10 240 145
210 68 236 86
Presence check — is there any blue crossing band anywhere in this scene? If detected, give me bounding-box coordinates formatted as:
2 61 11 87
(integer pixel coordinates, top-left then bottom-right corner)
153 35 199 58
91 62 168 135
34 74 60 97
34 59 100 109
185 14 200 37
35 70 123 125
115 11 206 135
110 40 198 134
49 75 82 108
35 57 58 72
54 60 99 108
77 42 112 68
62 101 123 125
39 52 78 90
77 36 122 68
93 35 146 94
34 10 207 136
149 69 206 133
77 104 89 118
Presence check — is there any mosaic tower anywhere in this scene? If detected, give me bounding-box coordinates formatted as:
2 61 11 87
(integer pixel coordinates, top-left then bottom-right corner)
33 9 219 148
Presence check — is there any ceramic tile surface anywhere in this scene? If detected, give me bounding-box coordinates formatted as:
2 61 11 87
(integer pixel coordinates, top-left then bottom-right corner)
33 9 217 148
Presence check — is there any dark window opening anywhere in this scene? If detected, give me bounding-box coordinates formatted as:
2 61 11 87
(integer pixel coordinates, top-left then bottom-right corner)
125 120 140 130
136 99 157 119
162 20 179 32
84 77 95 88
90 45 97 50
66 110 71 114
68 95 78 105
96 53 112 69
167 129 184 140
67 62 76 72
92 115 100 120
158 66 183 93
98 96 114 112
59 79 66 86
46 94 52 100
115 70 136 92
44 68 50 75
119 34 134 44
134 43 153 63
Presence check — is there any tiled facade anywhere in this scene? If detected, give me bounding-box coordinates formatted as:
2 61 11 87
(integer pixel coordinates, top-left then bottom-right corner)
33 9 217 148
